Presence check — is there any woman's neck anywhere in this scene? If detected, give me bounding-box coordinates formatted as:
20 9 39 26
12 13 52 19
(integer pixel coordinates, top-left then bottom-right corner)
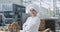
32 15 36 18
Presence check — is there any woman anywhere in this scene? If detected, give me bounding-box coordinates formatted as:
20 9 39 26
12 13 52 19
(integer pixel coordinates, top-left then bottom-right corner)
23 4 40 32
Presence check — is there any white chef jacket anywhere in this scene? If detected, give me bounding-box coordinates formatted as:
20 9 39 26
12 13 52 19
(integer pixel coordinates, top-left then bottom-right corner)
23 16 40 32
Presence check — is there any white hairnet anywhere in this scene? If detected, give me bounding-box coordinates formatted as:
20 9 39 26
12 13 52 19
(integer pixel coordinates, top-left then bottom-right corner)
26 4 40 14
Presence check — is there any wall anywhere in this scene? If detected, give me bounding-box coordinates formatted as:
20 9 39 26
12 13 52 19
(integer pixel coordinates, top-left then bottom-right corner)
0 0 22 5
39 6 53 18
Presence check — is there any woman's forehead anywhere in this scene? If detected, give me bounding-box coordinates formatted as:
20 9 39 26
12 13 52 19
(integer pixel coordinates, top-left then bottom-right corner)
30 8 36 11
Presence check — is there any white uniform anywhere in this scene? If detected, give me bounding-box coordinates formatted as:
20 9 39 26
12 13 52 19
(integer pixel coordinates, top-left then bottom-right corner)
23 16 40 32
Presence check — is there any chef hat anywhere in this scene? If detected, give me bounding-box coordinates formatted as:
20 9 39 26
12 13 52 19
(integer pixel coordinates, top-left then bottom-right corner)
26 4 40 14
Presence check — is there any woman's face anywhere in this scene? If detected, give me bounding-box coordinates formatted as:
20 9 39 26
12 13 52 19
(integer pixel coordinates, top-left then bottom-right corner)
30 9 37 16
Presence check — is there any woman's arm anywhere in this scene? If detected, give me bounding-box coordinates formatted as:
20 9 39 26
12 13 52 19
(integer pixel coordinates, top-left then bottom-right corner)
25 18 40 31
23 17 30 31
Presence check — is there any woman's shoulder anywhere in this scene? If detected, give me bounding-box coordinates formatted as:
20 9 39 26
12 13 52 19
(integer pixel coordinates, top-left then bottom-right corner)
27 16 40 19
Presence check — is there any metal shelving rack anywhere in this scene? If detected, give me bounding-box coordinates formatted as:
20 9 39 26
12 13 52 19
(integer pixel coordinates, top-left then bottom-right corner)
13 4 25 30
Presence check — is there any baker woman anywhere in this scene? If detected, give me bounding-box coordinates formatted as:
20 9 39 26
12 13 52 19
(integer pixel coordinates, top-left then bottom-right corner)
23 4 40 32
